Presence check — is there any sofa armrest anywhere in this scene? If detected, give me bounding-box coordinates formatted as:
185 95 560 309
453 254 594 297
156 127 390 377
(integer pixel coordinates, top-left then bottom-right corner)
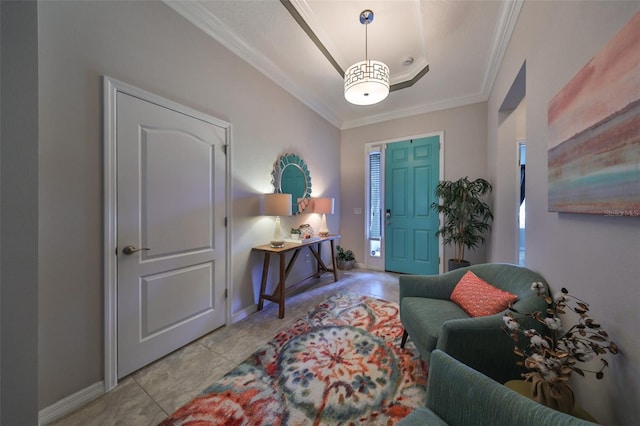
423 350 598 426
436 314 525 384
399 268 469 301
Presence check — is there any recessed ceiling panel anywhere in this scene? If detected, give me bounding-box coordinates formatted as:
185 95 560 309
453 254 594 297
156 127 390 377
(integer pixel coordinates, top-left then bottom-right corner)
291 0 429 84
165 0 520 129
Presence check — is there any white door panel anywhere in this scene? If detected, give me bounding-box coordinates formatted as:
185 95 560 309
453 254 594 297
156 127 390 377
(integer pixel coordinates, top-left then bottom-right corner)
141 262 214 339
116 91 226 378
141 127 216 257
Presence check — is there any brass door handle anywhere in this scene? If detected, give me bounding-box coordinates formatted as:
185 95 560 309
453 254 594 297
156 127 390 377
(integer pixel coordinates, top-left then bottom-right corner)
122 245 150 255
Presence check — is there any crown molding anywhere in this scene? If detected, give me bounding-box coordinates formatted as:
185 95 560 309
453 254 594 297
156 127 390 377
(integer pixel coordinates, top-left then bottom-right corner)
164 0 521 130
163 0 342 128
340 92 488 130
482 0 524 98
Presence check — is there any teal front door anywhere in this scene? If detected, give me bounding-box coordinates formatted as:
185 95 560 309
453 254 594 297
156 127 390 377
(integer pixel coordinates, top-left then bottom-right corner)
385 136 440 274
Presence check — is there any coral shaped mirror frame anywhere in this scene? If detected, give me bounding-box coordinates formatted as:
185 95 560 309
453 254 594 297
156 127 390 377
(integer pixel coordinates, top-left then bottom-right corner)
272 153 312 214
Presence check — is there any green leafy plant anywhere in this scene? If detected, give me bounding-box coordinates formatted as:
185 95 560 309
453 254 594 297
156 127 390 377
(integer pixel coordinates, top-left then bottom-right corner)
431 176 493 263
290 228 301 234
336 245 355 262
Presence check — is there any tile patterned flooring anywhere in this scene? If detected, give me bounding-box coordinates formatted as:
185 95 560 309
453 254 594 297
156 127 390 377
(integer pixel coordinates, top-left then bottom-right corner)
49 270 401 426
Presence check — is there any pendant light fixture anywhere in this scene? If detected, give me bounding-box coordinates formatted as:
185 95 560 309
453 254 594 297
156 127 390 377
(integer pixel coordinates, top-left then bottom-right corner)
344 10 390 106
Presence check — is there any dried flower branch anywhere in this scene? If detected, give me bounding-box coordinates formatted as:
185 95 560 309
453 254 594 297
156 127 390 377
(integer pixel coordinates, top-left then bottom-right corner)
502 283 619 384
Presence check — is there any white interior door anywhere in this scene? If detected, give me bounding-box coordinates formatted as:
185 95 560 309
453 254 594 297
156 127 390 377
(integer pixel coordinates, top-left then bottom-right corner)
115 91 227 378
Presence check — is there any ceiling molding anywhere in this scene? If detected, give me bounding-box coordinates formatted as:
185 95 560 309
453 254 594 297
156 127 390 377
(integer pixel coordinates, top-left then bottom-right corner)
342 0 523 130
341 92 488 130
390 64 430 92
163 0 343 128
392 0 430 84
281 0 430 89
482 0 524 98
280 0 345 77
164 0 520 130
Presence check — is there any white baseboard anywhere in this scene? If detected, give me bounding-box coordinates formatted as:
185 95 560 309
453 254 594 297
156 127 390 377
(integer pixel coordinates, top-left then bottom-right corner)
42 289 372 423
231 303 257 323
361 264 383 271
39 381 104 425
39 305 254 425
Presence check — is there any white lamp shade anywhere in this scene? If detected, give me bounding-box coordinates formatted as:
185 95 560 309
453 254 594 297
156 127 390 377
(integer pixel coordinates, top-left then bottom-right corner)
313 198 335 214
264 193 292 217
344 60 390 105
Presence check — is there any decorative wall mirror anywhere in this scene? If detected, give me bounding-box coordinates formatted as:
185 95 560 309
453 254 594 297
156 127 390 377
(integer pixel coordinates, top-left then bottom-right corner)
271 153 312 214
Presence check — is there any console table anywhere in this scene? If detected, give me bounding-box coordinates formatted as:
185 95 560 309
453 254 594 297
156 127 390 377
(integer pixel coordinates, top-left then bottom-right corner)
252 235 340 318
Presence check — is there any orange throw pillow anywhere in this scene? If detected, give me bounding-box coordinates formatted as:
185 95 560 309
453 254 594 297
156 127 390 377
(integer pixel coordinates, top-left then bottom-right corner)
450 271 518 317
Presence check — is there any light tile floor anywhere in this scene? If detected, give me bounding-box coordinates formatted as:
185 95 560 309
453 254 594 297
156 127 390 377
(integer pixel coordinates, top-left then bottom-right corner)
49 269 401 426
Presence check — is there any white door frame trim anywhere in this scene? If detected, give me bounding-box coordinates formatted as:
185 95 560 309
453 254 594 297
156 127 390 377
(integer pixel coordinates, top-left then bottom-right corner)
363 131 445 274
103 76 232 391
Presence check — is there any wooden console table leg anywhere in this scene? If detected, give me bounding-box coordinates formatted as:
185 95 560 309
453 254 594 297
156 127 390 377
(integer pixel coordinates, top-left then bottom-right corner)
278 252 286 319
329 239 338 281
257 252 270 311
316 242 322 276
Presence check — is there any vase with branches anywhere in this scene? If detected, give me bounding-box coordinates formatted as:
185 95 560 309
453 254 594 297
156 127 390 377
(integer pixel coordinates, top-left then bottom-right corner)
502 283 619 413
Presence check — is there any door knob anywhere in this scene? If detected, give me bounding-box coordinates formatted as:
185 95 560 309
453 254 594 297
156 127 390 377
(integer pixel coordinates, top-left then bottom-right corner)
122 245 150 255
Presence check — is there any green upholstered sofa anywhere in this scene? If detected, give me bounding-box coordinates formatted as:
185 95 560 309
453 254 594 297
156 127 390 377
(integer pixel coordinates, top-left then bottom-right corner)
399 263 549 384
398 350 598 426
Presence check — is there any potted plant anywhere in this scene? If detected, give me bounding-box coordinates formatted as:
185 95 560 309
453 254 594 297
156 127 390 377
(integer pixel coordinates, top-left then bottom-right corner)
290 227 301 240
336 245 355 270
431 176 493 271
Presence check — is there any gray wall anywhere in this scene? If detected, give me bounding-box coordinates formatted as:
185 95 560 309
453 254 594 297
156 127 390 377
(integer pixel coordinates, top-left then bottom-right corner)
37 1 339 409
340 102 488 266
1 1 39 424
488 2 640 424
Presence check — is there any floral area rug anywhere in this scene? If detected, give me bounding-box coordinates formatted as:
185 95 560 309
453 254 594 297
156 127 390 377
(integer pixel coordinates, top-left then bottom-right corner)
160 292 427 425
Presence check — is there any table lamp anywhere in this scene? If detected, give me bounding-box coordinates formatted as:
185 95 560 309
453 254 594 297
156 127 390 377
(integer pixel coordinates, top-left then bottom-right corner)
313 198 335 237
264 193 292 247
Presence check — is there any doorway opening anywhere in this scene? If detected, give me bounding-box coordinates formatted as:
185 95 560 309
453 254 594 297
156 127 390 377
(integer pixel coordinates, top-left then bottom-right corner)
364 134 443 274
497 61 526 264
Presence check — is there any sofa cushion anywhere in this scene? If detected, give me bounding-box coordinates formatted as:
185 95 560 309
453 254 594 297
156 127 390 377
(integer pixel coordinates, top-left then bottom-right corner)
450 271 518 317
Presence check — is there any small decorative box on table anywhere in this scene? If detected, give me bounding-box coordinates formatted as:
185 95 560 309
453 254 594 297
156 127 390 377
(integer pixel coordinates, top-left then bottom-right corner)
252 234 340 318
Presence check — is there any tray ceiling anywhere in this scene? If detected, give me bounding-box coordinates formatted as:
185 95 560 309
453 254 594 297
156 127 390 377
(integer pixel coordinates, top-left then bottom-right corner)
164 0 523 129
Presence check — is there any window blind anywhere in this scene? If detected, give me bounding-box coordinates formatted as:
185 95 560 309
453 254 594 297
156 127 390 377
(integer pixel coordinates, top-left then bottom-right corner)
369 152 382 239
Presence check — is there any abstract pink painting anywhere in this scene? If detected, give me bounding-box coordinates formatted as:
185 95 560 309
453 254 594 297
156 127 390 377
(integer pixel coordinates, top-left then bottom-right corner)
548 11 640 216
